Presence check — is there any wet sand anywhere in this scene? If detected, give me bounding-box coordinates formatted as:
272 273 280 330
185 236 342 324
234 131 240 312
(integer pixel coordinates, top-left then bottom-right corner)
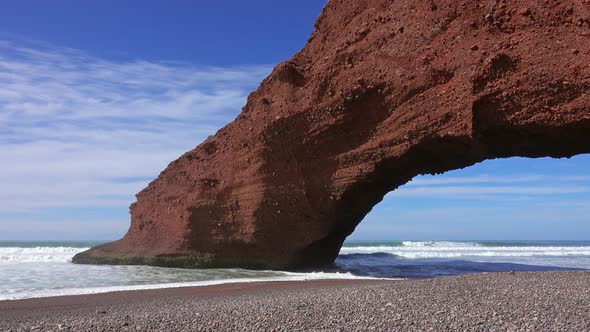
1 271 589 331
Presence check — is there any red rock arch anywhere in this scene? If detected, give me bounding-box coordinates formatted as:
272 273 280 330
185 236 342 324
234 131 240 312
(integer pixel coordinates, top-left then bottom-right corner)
74 0 590 269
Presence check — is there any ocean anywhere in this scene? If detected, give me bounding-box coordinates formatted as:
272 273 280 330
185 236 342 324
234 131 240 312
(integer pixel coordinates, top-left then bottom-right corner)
1 240 589 300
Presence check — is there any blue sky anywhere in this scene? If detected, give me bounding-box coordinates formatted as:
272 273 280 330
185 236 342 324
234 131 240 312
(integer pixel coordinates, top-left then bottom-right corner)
0 1 588 241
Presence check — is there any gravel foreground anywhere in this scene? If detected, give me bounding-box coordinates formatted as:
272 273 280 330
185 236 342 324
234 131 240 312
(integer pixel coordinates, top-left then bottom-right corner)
1 271 589 331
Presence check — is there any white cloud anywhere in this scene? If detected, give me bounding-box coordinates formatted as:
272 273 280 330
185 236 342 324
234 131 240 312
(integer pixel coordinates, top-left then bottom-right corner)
398 173 590 199
406 175 590 186
0 220 127 240
0 40 272 211
394 185 590 198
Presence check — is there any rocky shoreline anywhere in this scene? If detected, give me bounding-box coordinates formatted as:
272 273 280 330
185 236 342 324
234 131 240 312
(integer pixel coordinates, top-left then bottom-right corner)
1 271 589 331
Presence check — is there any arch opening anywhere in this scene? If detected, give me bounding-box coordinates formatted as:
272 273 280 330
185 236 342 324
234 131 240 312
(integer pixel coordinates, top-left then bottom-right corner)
351 155 590 242
295 121 590 269
331 155 590 278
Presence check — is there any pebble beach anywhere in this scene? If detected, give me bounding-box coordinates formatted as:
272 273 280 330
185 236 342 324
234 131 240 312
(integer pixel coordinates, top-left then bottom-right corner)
1 271 589 331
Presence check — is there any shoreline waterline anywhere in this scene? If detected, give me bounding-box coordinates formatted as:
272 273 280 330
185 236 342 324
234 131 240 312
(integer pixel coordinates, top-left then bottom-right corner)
1 272 589 331
0 273 398 301
1 240 589 301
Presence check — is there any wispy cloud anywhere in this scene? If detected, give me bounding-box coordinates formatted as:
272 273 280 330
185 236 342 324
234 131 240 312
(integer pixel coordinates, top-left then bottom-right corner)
397 173 590 199
0 39 271 211
0 219 126 240
394 185 590 198
406 175 590 186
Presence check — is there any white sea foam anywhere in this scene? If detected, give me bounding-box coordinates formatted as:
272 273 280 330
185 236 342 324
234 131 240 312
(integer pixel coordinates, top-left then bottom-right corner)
2 241 589 301
401 241 481 247
0 246 395 301
0 247 89 263
0 272 396 301
340 241 590 258
340 242 590 258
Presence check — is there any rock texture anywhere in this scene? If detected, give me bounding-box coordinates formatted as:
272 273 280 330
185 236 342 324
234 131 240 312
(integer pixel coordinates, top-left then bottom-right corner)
74 0 590 269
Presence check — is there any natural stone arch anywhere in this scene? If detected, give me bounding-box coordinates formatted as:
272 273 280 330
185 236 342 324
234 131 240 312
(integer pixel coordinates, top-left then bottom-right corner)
74 0 590 269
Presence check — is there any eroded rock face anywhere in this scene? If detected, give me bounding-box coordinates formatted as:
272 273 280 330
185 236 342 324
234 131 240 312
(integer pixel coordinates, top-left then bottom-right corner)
74 0 590 269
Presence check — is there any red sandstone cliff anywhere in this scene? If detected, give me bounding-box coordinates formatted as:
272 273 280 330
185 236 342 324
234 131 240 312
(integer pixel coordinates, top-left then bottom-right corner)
74 0 590 269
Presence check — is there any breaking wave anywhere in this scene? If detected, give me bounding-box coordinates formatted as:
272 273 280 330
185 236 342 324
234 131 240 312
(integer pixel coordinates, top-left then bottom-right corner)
340 241 590 258
1 241 588 300
0 247 89 263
